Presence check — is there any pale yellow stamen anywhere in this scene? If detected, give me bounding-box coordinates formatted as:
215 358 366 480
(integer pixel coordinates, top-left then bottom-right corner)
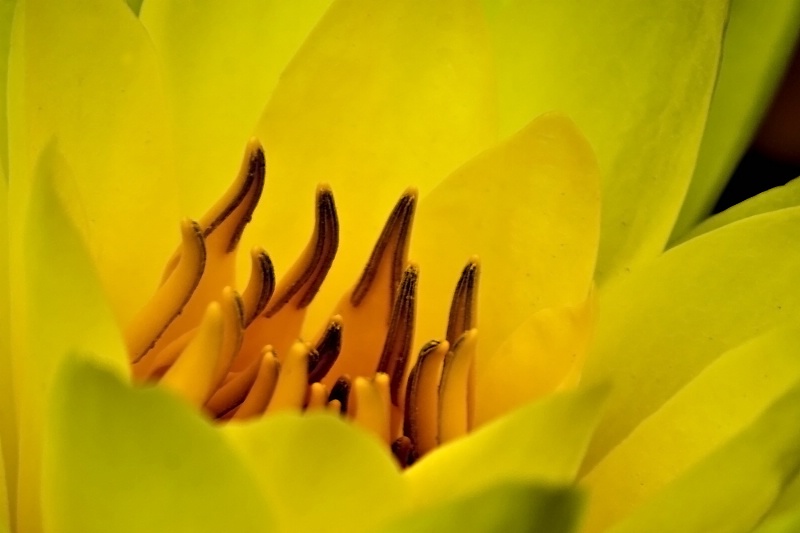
352 373 392 444
266 341 311 413
232 349 280 420
438 329 478 444
204 357 261 419
305 383 329 411
404 340 449 455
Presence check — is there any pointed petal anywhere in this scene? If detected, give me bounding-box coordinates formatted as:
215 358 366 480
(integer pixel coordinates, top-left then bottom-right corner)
581 325 800 533
139 1 331 215
0 162 13 527
672 0 800 237
583 207 800 472
13 145 127 532
483 0 727 281
224 413 406 533
43 357 274 533
678 175 800 244
0 0 17 181
8 0 179 324
252 0 497 324
413 113 600 361
375 482 583 533
405 386 606 507
606 381 800 533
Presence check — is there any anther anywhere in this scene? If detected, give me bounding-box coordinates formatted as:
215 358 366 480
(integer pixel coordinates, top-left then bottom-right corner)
241 248 275 327
328 376 352 414
204 357 261 418
446 258 479 346
266 341 312 413
376 265 418 405
351 189 416 308
403 340 449 456
232 348 280 420
308 317 344 383
391 436 417 468
438 329 477 444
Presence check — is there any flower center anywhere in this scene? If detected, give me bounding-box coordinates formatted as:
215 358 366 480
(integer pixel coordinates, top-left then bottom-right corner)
123 141 479 467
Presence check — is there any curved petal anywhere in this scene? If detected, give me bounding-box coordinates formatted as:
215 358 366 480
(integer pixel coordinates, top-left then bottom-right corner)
139 0 332 217
582 207 800 472
606 381 800 533
482 0 728 281
7 0 179 324
375 482 583 533
0 166 12 527
43 356 274 533
224 414 406 533
413 113 600 362
677 175 800 243
672 0 800 238
405 385 606 508
14 145 127 532
754 510 800 533
251 0 497 324
0 0 16 181
581 325 800 533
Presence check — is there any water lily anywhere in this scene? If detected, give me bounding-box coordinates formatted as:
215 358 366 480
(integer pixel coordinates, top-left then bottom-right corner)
3 0 800 532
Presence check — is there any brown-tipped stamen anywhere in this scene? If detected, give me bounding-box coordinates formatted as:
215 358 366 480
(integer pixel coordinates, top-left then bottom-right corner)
391 436 417 468
446 258 479 346
241 248 275 327
328 376 352 415
403 340 449 457
308 317 344 383
376 265 418 405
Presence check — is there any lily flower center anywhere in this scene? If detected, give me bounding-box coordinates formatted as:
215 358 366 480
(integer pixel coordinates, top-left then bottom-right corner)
123 141 479 467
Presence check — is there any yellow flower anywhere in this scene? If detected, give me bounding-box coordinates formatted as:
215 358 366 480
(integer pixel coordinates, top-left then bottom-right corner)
3 0 800 533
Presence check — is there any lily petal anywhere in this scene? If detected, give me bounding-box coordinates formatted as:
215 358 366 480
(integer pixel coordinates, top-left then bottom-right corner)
252 0 497 323
413 113 600 364
482 0 727 281
581 325 800 533
0 163 11 528
44 356 274 533
0 0 16 181
225 413 406 533
8 0 179 324
606 381 800 533
583 207 800 472
14 145 127 532
405 385 606 508
375 482 583 533
139 0 332 216
672 0 800 238
678 175 800 243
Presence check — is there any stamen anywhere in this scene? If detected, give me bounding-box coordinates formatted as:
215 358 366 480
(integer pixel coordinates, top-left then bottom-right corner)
391 436 417 468
125 219 206 364
231 349 280 420
307 317 344 383
323 190 417 386
438 329 477 444
305 383 329 411
241 248 275 327
328 376 352 415
160 301 225 406
266 341 312 413
204 357 261 418
403 340 449 456
376 265 418 405
238 186 338 367
352 374 392 443
446 259 479 346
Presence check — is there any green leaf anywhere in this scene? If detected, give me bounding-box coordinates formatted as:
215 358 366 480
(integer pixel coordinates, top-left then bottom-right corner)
224 414 406 533
672 0 800 239
481 0 728 281
375 482 583 533
405 386 606 508
43 357 274 533
607 381 800 533
583 206 800 472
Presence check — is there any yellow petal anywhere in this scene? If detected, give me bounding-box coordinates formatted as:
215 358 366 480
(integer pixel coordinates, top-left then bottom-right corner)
252 0 497 325
44 357 274 533
583 207 800 472
13 145 127 533
483 0 727 281
8 0 179 324
473 291 595 426
375 482 583 533
413 113 600 362
224 413 406 533
581 325 800 533
139 0 332 216
0 0 16 180
606 381 800 533
405 385 606 508
0 166 12 527
672 0 800 237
